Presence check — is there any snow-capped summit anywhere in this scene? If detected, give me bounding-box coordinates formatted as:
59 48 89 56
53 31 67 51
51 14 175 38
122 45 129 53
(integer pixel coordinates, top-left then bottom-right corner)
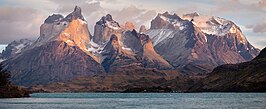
182 13 246 39
151 12 187 30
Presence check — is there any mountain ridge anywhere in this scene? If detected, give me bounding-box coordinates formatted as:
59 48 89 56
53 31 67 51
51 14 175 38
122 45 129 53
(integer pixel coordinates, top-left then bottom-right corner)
0 6 261 92
146 12 259 74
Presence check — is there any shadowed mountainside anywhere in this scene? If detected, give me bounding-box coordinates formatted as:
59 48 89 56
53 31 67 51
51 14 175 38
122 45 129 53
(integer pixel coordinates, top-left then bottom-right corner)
189 47 266 92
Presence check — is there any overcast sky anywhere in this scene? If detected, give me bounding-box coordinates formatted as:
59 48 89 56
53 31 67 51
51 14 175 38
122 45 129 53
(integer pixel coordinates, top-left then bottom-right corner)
0 0 265 49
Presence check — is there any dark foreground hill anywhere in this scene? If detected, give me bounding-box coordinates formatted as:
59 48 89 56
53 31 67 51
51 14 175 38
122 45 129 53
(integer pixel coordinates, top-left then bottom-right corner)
189 47 266 92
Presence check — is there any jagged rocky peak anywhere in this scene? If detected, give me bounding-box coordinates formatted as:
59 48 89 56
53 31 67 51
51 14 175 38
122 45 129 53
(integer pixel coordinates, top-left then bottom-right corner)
96 14 120 28
43 6 84 24
44 14 64 23
93 14 121 44
105 14 113 21
35 6 89 48
160 11 182 20
139 25 147 33
65 6 85 22
150 12 187 30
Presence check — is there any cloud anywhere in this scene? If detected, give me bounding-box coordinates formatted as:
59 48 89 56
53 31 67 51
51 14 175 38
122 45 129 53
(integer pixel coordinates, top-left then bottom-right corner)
111 5 156 29
245 24 254 29
259 0 266 8
42 0 108 33
253 21 266 33
255 40 266 49
0 6 46 44
54 2 157 32
0 0 265 50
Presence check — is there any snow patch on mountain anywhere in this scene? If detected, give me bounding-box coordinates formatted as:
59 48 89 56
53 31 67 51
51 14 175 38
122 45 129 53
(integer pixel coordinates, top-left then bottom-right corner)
193 16 232 36
90 40 100 48
14 44 26 54
106 21 120 30
146 29 175 46
1 39 33 59
0 45 7 53
183 14 244 37
159 15 185 30
86 39 104 55
122 47 132 51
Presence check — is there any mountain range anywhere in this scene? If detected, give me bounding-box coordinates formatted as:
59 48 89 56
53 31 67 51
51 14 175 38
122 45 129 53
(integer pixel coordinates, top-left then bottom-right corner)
0 6 262 92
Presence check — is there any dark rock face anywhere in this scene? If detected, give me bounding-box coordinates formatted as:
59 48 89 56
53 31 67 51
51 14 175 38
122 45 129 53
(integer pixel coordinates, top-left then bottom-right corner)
122 30 143 56
44 14 64 23
100 29 173 72
2 39 33 59
93 14 121 44
101 35 120 71
2 41 105 87
189 47 266 92
100 33 143 72
64 6 85 22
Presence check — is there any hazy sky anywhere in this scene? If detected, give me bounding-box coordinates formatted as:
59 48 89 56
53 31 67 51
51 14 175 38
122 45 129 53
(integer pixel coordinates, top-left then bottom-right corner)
0 0 265 49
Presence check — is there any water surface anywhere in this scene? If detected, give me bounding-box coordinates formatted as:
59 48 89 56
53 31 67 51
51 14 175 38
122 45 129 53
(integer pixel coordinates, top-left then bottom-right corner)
0 93 265 109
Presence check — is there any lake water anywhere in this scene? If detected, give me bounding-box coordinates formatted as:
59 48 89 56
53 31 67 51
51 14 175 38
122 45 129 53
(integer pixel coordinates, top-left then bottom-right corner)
0 93 266 109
